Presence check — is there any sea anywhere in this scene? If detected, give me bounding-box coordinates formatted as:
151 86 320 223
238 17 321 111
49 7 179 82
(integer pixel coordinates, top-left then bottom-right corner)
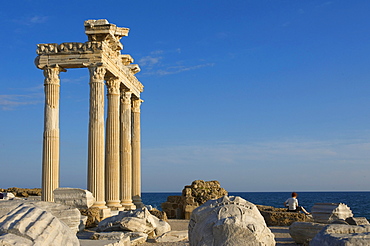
142 191 370 221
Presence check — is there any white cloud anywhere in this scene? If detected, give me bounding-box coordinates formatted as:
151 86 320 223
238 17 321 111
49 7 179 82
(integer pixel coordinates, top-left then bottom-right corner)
138 55 162 67
0 94 42 110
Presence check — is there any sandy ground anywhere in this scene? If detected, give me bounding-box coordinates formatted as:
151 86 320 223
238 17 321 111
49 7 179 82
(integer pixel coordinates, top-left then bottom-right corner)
79 219 298 246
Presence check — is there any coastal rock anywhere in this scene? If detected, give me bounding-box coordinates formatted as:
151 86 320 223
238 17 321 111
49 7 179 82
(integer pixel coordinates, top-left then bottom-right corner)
310 224 370 245
54 187 95 209
97 207 171 238
0 200 81 233
3 187 41 197
257 205 312 226
162 180 228 219
189 196 275 246
0 204 79 245
311 203 353 223
289 222 327 244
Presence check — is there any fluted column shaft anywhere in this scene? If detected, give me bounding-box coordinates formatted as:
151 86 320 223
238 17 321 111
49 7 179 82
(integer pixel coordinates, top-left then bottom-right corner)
42 65 64 202
120 90 135 209
87 65 107 208
105 77 122 209
132 98 144 207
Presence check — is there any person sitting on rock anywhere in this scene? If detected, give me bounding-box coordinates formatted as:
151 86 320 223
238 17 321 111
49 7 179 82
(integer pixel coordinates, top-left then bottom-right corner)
284 192 310 215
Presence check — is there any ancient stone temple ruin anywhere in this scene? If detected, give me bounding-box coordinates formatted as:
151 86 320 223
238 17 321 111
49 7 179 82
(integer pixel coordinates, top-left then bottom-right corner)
34 20 144 211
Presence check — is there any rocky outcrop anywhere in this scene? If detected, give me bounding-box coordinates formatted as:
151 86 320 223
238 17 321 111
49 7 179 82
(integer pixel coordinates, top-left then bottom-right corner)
0 204 79 245
257 205 312 226
345 216 369 225
54 187 95 209
1 187 41 197
189 196 275 246
161 180 228 219
310 224 370 245
0 200 81 233
311 203 353 223
97 207 171 238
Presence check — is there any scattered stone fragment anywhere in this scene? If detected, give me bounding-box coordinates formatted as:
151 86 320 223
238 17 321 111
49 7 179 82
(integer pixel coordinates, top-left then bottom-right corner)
0 204 79 245
310 224 370 245
311 203 353 223
154 230 188 243
289 222 327 244
189 196 275 246
54 187 95 209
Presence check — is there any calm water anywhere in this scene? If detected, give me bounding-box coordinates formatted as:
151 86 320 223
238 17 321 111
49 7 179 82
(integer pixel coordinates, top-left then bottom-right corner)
142 191 370 220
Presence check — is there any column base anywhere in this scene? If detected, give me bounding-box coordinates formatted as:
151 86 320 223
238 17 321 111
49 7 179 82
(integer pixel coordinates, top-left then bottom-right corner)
92 201 108 209
121 201 136 210
106 200 123 209
132 195 144 208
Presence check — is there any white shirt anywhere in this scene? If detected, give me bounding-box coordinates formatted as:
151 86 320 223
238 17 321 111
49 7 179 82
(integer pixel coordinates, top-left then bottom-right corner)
285 197 298 210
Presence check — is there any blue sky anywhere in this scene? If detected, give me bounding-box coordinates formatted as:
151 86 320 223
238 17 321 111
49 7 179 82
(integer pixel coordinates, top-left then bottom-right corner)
1 1 370 192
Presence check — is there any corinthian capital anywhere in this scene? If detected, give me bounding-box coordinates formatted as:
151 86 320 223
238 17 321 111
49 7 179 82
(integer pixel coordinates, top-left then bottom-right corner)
43 65 66 85
106 77 120 95
88 64 106 82
132 98 143 113
120 90 132 105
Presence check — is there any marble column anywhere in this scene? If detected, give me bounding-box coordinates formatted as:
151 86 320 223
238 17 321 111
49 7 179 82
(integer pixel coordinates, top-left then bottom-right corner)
42 65 65 202
105 77 122 209
120 90 136 210
132 98 144 208
87 64 107 208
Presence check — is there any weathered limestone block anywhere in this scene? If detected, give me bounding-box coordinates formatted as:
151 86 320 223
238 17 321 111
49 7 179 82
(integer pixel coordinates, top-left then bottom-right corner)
54 187 95 209
189 196 275 246
149 208 168 221
154 230 188 243
162 180 228 219
127 232 148 246
311 203 353 223
345 217 370 225
97 207 171 238
0 200 81 233
289 222 327 244
0 233 33 246
0 204 79 245
310 224 370 246
257 205 311 226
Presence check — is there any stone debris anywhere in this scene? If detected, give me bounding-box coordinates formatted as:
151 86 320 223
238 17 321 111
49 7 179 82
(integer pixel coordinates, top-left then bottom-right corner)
0 193 15 200
310 224 370 245
0 200 81 233
54 187 95 209
154 230 188 243
189 196 275 246
311 202 353 223
345 216 370 225
289 222 327 244
97 207 171 238
0 204 79 245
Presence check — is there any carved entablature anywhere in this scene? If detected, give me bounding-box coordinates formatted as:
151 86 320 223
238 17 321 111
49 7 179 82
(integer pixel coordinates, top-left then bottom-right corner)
37 42 103 55
35 19 143 98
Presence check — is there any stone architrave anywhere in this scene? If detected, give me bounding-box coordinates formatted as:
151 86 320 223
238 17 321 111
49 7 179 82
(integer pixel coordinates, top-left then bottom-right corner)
132 98 144 208
42 65 65 202
189 196 275 246
105 77 122 209
87 64 107 209
120 90 136 210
